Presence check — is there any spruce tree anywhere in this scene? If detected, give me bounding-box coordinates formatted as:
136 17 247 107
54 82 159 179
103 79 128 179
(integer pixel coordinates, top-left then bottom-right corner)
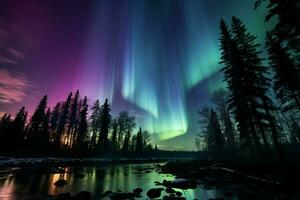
231 17 283 159
40 108 51 154
219 19 255 152
98 99 111 152
55 92 72 149
266 33 300 111
136 127 143 154
111 119 118 152
76 96 88 155
90 100 101 152
50 102 61 143
208 110 225 154
26 95 48 151
67 90 80 148
10 107 27 151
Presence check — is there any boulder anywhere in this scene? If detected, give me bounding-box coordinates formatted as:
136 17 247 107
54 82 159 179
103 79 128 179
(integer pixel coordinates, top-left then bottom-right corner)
146 188 164 199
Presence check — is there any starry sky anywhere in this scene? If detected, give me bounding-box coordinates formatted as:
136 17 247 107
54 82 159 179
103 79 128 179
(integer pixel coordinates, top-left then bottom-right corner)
0 0 270 150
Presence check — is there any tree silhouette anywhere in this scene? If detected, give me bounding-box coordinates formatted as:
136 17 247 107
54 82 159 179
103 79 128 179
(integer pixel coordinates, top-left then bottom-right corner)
111 119 118 152
76 96 88 155
266 32 300 111
55 92 72 150
50 102 61 145
136 127 143 154
10 107 27 152
26 95 48 152
67 90 80 149
90 100 101 153
98 99 111 152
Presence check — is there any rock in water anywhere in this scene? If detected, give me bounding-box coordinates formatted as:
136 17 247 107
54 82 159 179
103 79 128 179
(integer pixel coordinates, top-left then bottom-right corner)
165 187 175 193
147 188 164 199
133 188 143 193
73 191 92 200
175 191 182 197
54 179 68 187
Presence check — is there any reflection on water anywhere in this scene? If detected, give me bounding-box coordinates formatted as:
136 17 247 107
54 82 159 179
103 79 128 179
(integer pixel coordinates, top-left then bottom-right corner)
0 163 233 200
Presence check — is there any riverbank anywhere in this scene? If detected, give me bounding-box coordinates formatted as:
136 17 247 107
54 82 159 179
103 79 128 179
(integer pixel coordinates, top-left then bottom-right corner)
0 156 193 167
160 157 300 199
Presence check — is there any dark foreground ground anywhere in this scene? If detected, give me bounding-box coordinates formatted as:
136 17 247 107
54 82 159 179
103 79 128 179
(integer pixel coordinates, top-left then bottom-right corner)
161 157 300 200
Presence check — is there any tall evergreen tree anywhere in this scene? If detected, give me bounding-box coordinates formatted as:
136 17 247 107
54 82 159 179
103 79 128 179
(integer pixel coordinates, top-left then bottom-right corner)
111 119 118 152
76 96 88 155
266 33 300 111
40 108 51 154
55 92 72 149
219 19 255 152
90 100 101 152
98 99 111 152
67 90 80 148
0 113 12 152
231 17 284 158
136 127 143 154
256 0 300 53
10 107 27 151
50 102 61 143
26 95 48 151
207 110 225 154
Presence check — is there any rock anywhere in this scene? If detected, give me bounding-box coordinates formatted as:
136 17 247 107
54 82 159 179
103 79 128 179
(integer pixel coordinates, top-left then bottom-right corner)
146 188 164 199
54 193 71 200
165 187 175 193
133 188 143 193
54 179 68 187
163 179 197 189
73 191 92 200
175 191 182 197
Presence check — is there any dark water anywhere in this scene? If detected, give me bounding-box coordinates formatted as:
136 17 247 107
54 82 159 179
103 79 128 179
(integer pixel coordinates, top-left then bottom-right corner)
0 163 236 200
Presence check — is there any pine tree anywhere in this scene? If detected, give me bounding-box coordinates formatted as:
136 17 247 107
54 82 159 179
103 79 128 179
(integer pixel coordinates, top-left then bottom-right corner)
136 127 143 154
55 92 72 149
266 33 300 111
50 102 61 143
98 99 111 152
207 110 225 154
26 95 48 151
230 17 283 159
10 107 27 151
258 0 300 51
67 90 80 149
111 119 118 152
219 19 255 152
90 100 101 152
40 108 51 154
76 96 88 155
0 113 12 152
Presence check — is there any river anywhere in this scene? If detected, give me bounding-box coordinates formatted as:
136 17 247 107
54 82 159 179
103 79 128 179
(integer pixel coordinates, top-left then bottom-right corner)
0 162 236 200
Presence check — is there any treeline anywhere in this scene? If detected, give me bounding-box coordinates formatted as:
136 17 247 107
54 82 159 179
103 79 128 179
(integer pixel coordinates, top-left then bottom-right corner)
0 90 156 157
196 0 300 160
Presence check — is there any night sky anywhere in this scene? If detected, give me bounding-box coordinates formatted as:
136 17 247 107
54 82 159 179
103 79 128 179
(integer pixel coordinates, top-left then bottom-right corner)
0 0 270 150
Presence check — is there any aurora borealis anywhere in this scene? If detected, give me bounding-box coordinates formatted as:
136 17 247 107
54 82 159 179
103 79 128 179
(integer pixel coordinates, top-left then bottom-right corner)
0 0 269 149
